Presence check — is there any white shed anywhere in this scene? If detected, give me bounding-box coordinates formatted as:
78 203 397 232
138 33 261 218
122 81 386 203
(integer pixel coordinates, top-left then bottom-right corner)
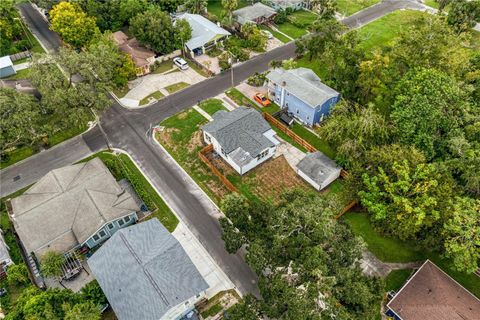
296 151 341 191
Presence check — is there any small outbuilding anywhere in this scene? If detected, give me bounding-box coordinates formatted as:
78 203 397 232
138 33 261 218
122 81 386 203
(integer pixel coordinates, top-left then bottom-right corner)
296 151 341 191
233 3 277 25
0 56 15 78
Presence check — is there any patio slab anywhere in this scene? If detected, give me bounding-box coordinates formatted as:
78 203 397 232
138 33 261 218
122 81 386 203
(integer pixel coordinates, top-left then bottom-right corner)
195 54 221 75
44 262 94 292
274 138 306 169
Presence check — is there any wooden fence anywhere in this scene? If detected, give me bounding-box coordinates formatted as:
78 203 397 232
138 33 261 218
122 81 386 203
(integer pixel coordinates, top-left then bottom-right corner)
335 199 359 220
198 144 239 193
10 50 31 62
263 112 317 152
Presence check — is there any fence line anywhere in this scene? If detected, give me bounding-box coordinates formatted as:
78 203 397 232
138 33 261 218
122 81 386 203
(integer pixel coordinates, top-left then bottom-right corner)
335 200 359 220
198 144 238 193
10 50 31 62
263 112 317 152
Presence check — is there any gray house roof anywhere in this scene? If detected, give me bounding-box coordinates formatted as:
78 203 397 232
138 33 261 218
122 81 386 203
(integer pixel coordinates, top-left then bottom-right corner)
233 3 277 25
266 68 340 108
202 107 275 165
0 230 11 264
10 158 140 256
296 151 340 186
177 13 230 50
88 219 209 320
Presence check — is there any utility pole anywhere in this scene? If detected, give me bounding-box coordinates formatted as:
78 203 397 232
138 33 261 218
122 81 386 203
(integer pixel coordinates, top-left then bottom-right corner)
228 51 234 88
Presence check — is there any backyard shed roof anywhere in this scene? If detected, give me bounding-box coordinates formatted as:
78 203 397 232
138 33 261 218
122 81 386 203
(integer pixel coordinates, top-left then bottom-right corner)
0 56 13 69
387 260 480 320
0 230 11 264
177 13 230 50
266 68 340 108
112 31 155 67
233 3 277 25
10 158 140 256
88 218 209 320
202 107 275 159
296 151 340 186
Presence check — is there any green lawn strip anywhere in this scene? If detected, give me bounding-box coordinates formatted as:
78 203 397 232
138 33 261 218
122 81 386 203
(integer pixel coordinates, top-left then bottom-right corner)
424 0 440 9
112 86 130 99
207 0 249 19
276 22 307 39
199 98 227 115
342 211 480 298
187 59 210 77
79 152 178 232
287 10 318 26
225 88 279 114
140 91 165 106
0 147 34 169
4 68 31 80
356 10 426 52
201 303 223 318
385 269 413 292
291 123 335 158
165 82 189 94
12 57 30 65
336 0 381 16
259 25 291 43
296 56 329 79
152 60 174 74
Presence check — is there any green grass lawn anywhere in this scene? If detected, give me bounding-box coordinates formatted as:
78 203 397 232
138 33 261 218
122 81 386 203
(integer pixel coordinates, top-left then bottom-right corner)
337 0 381 16
356 10 427 52
385 269 413 292
4 68 31 80
79 152 178 231
225 88 279 114
201 303 223 318
424 0 439 9
112 86 130 99
165 82 189 94
199 98 227 115
259 25 291 43
207 0 249 19
140 91 165 105
187 58 211 77
296 56 328 80
151 60 174 74
276 22 307 39
291 123 335 158
342 211 480 298
287 10 318 26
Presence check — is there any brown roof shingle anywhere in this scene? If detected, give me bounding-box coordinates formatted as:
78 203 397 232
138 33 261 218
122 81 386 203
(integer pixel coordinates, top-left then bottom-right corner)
387 260 480 320
112 31 155 68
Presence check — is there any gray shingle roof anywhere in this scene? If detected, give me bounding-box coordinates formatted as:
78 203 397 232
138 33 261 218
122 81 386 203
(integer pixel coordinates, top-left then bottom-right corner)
177 13 231 50
88 219 209 320
233 3 276 25
0 230 11 264
0 56 13 69
296 151 340 186
10 158 140 256
202 107 275 159
266 68 340 108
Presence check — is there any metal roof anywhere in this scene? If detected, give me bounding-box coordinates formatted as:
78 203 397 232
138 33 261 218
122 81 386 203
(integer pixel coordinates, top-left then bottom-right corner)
88 219 209 320
296 151 340 186
266 68 340 108
233 3 277 25
202 107 276 163
10 158 140 256
177 13 231 50
0 56 13 69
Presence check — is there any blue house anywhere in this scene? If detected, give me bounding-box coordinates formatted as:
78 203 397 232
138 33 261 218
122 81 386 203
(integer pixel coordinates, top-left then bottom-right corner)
266 67 340 126
0 56 15 78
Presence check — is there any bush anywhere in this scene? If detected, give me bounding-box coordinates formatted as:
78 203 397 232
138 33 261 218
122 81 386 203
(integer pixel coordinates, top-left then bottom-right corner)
247 72 267 87
275 9 288 24
7 264 29 286
219 53 230 70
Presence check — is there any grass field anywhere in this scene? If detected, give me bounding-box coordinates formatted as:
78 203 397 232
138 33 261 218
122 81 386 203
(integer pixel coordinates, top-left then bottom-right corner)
259 25 291 43
337 0 381 16
151 60 175 74
207 0 249 19
290 123 335 158
140 91 164 105
277 22 307 39
287 10 318 26
165 81 189 94
342 211 480 298
385 269 413 292
199 98 227 115
79 152 178 231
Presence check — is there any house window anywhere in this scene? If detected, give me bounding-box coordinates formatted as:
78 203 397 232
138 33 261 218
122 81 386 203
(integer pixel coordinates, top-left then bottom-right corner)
124 216 131 223
118 219 125 226
93 235 100 242
108 223 114 230
99 230 106 238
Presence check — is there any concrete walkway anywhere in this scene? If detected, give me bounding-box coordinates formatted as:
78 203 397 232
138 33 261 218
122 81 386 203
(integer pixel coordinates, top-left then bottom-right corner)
274 138 305 169
193 105 213 121
217 93 237 111
360 250 423 277
13 62 30 71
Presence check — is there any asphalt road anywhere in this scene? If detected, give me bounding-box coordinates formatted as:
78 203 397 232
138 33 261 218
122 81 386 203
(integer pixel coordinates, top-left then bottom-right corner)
1 0 428 296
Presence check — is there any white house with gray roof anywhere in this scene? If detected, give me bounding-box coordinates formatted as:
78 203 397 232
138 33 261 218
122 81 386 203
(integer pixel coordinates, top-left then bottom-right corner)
10 158 141 258
88 218 209 320
266 67 340 126
296 151 341 191
202 107 280 175
176 13 230 57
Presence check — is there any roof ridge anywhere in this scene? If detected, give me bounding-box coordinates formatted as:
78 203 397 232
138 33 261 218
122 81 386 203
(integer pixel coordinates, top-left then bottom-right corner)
63 161 88 191
85 189 107 224
70 189 89 235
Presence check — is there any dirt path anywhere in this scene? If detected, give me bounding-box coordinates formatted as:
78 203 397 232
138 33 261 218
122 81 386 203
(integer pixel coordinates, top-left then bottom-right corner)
361 250 423 277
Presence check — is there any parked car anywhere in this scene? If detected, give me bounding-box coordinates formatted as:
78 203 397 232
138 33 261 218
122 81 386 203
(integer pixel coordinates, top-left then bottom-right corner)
262 30 273 39
253 93 271 107
173 57 189 70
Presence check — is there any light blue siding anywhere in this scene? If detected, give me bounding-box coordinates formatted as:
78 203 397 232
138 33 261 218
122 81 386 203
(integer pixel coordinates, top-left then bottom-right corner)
84 212 138 249
0 66 15 78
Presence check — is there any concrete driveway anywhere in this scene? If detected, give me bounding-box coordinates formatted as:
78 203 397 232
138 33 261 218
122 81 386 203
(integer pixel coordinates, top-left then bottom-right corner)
120 68 206 107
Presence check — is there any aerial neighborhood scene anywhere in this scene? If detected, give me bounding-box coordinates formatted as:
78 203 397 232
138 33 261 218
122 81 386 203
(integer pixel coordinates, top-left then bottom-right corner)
0 0 480 319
